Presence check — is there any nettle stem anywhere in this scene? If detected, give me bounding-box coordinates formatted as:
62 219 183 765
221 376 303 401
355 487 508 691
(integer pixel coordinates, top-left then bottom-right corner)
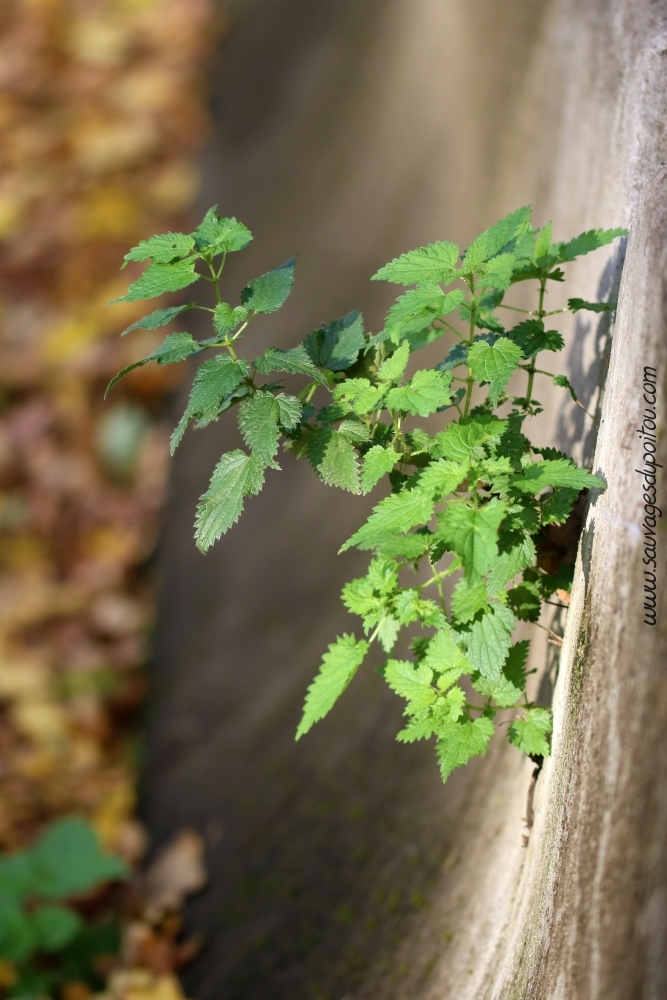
463 281 477 417
525 277 547 406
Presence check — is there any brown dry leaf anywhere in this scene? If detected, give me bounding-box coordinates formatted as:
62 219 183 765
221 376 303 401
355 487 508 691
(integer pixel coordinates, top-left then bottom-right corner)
142 830 207 912
98 971 190 1000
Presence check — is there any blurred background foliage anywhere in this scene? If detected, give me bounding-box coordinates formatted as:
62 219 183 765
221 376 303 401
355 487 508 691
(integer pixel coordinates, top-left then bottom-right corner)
0 1 218 996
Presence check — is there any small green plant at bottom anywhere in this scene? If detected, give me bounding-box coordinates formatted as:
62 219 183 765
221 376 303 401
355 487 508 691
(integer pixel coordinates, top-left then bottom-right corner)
107 206 625 783
0 818 127 998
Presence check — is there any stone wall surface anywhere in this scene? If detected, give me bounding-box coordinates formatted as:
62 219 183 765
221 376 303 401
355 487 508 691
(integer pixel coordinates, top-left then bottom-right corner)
143 0 667 997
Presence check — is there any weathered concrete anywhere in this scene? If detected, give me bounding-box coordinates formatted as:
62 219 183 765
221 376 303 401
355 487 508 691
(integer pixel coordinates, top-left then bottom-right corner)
143 0 667 997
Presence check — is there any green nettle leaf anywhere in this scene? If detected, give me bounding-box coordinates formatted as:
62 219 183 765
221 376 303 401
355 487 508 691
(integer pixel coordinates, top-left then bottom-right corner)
437 499 507 583
466 604 515 682
304 310 366 371
482 205 533 259
241 258 295 314
486 535 536 593
296 635 368 739
417 459 468 501
451 580 488 624
171 355 250 452
552 373 578 402
121 302 194 336
31 905 82 953
307 428 360 493
213 303 248 337
385 369 453 417
254 345 327 384
377 341 411 383
467 337 524 405
385 660 436 711
111 260 200 304
195 450 265 551
479 251 518 291
238 391 281 468
557 227 627 262
422 628 472 681
275 393 302 430
337 420 371 444
341 489 436 552
373 241 459 286
472 639 528 707
437 716 495 782
431 415 507 462
122 232 195 267
567 297 618 314
193 208 253 252
384 287 464 343
360 445 401 495
30 819 127 899
507 582 541 622
540 487 579 525
106 332 200 395
534 221 553 259
506 319 564 358
511 459 605 493
508 707 553 756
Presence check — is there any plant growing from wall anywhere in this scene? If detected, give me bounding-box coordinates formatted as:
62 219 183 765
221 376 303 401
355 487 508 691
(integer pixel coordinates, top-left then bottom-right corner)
108 207 625 782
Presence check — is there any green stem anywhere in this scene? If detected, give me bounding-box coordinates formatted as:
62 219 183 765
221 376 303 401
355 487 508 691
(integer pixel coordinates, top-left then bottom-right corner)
525 278 547 407
463 283 477 417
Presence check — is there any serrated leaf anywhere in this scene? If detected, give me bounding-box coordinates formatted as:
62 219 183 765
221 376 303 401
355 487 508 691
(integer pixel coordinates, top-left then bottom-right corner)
307 428 360 492
467 337 524 405
373 241 459 286
171 355 250 452
423 628 472 682
508 707 552 756
296 635 368 739
472 639 529 707
213 303 248 337
121 303 195 337
122 232 195 267
552 373 578 401
416 459 468 500
332 377 387 415
506 319 564 358
384 287 464 343
437 716 495 782
507 582 541 622
483 206 533 258
437 499 507 583
377 616 401 652
479 252 518 291
111 260 200 304
511 459 604 493
238 391 281 468
337 420 371 444
195 450 265 550
106 332 200 395
568 297 617 314
431 415 507 462
386 369 453 416
486 534 536 593
557 227 626 262
377 341 410 383
385 660 436 711
31 819 127 899
275 393 302 429
241 258 295 314
193 208 253 252
254 344 327 384
534 221 553 260
304 310 366 371
341 489 435 552
360 445 401 494
540 487 579 525
466 604 515 681
376 534 431 560
451 580 488 624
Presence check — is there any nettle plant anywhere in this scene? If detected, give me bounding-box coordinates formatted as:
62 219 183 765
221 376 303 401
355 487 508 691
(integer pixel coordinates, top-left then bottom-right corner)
108 206 625 782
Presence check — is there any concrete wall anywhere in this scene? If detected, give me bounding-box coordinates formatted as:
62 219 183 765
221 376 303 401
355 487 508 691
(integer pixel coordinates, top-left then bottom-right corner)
144 1 667 997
